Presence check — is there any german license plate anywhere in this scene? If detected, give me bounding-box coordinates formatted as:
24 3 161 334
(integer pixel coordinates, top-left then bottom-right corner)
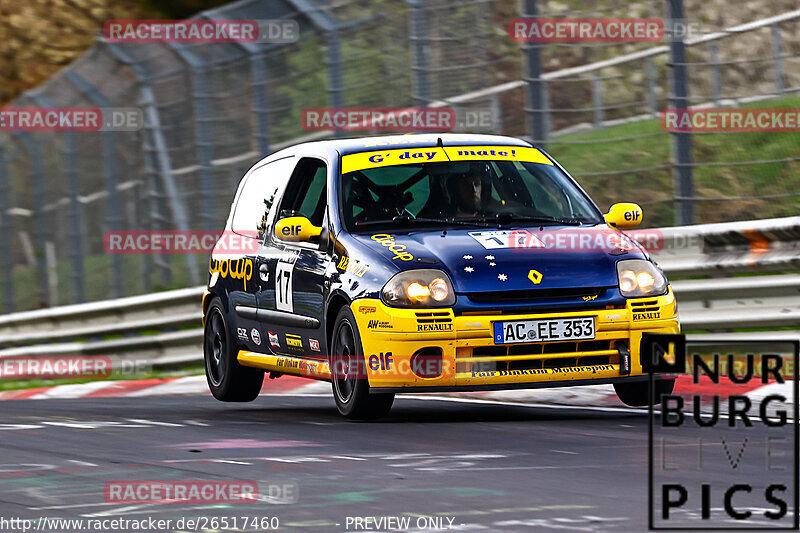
493 317 595 344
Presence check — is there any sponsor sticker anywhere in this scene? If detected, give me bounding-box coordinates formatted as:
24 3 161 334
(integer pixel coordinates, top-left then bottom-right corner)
250 329 261 346
309 339 320 352
268 331 280 348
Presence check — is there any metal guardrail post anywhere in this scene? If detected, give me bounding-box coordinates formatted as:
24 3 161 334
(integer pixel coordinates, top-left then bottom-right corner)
10 132 49 306
0 146 13 312
64 72 124 299
407 0 430 107
30 93 86 304
667 0 694 226
771 24 786 95
522 0 548 147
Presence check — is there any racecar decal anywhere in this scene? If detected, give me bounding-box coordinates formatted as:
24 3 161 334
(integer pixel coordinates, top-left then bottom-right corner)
285 334 303 350
341 147 448 173
444 146 552 165
209 258 253 291
370 234 413 261
342 145 552 174
250 328 261 346
471 364 614 378
468 230 545 250
337 255 370 277
275 260 294 312
358 305 376 314
633 311 661 320
309 339 320 352
268 331 280 348
367 319 392 329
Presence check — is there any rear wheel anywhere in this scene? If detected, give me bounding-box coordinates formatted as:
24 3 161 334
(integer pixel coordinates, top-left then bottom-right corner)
330 306 394 420
204 297 264 402
614 378 675 407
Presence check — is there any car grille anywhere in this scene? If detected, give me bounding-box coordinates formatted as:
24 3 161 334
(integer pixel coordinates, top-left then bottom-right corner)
456 339 625 374
466 287 611 303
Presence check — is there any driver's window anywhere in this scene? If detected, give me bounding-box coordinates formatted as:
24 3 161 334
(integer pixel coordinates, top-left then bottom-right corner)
278 158 327 226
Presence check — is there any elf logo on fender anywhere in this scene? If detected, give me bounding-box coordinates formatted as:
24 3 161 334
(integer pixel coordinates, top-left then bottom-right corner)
417 323 453 332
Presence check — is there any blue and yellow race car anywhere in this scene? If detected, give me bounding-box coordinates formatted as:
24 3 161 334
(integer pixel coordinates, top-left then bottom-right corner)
202 133 679 419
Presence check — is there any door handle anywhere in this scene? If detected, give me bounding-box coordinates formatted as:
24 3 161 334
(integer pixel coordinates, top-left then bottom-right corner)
259 264 269 282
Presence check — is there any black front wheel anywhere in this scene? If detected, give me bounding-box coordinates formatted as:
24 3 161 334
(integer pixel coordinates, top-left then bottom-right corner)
204 297 264 402
330 306 394 420
614 378 675 407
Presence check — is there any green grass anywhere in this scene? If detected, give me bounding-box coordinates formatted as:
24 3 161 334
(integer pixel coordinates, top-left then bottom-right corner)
548 96 800 227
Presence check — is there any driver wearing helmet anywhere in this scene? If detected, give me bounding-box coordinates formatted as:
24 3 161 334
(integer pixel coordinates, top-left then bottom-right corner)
447 162 492 218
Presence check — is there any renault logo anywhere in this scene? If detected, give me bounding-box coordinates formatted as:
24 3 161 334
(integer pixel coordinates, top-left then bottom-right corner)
527 269 543 284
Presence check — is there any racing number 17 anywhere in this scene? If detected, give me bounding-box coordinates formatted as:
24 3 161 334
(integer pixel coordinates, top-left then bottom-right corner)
275 262 294 312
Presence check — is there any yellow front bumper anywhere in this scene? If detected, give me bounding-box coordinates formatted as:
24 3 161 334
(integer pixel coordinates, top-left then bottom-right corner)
352 288 679 391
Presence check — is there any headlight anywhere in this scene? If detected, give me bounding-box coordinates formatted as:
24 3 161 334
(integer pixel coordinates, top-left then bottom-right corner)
382 269 456 307
616 259 667 298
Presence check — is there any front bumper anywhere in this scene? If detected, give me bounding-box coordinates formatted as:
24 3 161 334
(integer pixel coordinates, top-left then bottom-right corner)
351 288 679 391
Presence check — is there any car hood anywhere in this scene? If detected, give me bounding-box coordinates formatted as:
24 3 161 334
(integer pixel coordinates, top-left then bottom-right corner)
352 226 645 292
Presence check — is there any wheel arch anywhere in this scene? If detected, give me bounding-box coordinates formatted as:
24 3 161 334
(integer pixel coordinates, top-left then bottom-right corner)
326 291 352 354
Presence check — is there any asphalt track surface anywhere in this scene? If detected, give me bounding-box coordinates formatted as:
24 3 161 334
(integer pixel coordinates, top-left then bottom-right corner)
0 393 795 532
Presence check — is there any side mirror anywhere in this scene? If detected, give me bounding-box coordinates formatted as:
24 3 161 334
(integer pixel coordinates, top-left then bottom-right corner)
604 203 643 229
274 216 322 243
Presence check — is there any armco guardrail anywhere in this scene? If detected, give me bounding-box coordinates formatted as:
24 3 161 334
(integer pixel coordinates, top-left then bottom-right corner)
1 217 799 369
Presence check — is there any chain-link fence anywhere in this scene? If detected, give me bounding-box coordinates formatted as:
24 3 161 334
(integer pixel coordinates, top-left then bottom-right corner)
1 0 798 312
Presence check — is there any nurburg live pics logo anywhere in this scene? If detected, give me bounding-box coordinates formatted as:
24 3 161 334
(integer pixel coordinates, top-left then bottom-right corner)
643 334 799 530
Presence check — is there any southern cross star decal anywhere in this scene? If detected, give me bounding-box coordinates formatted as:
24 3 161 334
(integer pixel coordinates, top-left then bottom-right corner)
464 266 474 273
485 255 495 260
463 254 473 260
498 273 508 281
489 262 496 267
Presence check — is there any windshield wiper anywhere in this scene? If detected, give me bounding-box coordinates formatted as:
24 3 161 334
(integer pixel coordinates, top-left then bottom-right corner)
355 215 494 228
459 213 587 226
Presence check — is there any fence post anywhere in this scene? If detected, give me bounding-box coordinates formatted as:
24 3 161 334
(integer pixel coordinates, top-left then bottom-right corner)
0 146 13 313
667 0 694 225
407 0 430 107
326 29 344 136
11 132 49 306
522 0 548 146
771 24 785 95
592 72 604 129
64 71 124 299
100 41 199 285
646 57 658 117
166 44 215 231
31 92 85 304
251 52 271 156
709 43 721 106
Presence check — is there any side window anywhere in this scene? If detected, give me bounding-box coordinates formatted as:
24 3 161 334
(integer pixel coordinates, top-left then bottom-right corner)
278 158 328 227
231 157 295 239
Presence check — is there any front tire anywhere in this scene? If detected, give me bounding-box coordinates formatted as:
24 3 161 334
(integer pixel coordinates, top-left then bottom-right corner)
330 306 394 420
614 378 675 407
204 297 264 402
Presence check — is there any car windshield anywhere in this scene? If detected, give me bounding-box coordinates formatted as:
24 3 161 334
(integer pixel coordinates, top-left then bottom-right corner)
340 158 602 232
